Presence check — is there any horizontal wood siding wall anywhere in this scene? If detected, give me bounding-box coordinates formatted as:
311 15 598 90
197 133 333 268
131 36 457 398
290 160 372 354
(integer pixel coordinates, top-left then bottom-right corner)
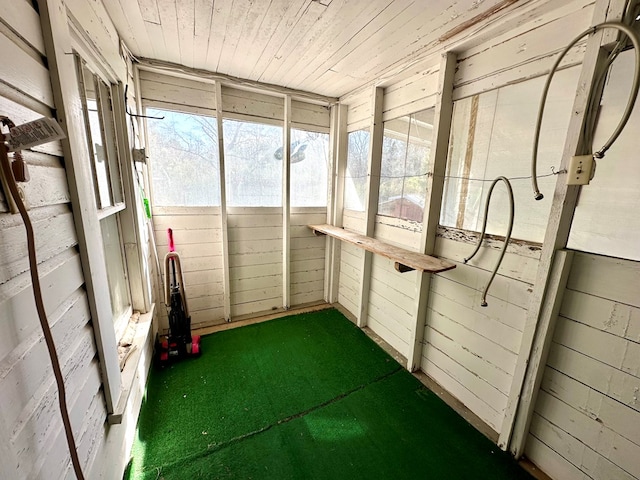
221 85 330 131
337 210 365 317
152 207 225 330
420 234 539 433
228 208 283 317
290 209 326 306
365 218 422 357
140 69 216 114
452 0 594 100
0 3 104 477
525 253 640 480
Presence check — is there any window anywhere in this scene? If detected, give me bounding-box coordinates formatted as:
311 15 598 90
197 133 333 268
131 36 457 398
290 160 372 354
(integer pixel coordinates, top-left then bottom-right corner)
344 129 370 211
77 57 131 336
223 119 283 207
440 67 580 242
378 109 433 222
290 129 329 207
146 108 220 206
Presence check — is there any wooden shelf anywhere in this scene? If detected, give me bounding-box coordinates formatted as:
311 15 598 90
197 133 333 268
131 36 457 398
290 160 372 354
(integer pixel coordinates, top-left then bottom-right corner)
308 224 456 274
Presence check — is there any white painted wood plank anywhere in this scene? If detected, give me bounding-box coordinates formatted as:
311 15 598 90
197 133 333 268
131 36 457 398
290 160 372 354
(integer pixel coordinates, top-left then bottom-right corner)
535 389 640 478
225 1 285 78
431 274 527 332
14 153 69 206
560 289 640 343
154 241 221 259
367 288 413 333
425 336 508 414
433 260 533 314
546 343 640 415
291 100 331 130
290 258 325 276
228 239 283 256
540 367 640 446
421 356 502 432
555 317 640 378
9 327 96 463
228 252 282 268
300 1 418 94
231 273 283 294
176 0 196 67
424 322 514 397
529 414 638 480
383 66 439 121
181 270 224 287
257 0 348 85
231 297 283 318
454 5 591 97
429 308 518 377
231 263 280 280
139 70 216 111
102 0 153 56
374 220 421 251
228 225 283 241
154 227 222 246
0 207 76 284
435 236 540 286
0 0 45 55
429 289 522 355
567 253 640 309
221 86 284 122
153 205 221 216
156 0 180 65
0 250 83 363
65 0 125 80
525 434 591 480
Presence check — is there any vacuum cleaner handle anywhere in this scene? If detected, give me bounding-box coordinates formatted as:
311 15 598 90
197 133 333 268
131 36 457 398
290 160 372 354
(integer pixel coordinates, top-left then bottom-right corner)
168 228 175 252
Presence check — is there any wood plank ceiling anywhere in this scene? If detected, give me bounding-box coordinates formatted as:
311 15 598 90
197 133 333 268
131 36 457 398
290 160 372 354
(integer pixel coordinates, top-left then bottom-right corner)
103 0 517 98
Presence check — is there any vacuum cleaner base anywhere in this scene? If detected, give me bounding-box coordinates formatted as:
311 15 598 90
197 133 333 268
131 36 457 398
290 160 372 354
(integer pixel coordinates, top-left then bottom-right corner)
157 334 201 364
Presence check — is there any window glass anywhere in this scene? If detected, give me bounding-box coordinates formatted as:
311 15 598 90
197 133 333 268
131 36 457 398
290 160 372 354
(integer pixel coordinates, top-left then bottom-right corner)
440 67 580 242
76 55 131 336
100 214 130 330
147 108 220 206
290 129 329 207
80 64 122 209
223 119 283 207
344 129 370 211
378 109 433 221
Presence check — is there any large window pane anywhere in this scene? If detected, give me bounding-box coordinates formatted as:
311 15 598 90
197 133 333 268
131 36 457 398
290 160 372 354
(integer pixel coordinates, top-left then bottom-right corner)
344 129 370 211
290 129 329 207
378 109 433 221
100 212 130 330
223 119 283 207
440 67 579 242
147 108 220 206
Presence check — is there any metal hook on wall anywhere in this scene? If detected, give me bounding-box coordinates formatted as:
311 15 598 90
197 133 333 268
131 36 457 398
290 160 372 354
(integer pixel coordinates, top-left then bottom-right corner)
463 176 514 307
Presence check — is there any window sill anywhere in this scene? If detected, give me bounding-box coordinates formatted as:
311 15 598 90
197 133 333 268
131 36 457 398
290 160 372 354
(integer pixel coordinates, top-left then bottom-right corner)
107 303 155 425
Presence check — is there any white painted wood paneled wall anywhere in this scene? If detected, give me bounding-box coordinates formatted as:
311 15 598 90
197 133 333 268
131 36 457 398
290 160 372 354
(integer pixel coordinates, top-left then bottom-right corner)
336 0 600 444
0 3 102 478
140 71 330 325
526 253 640 480
0 1 152 479
153 207 225 330
423 233 541 433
